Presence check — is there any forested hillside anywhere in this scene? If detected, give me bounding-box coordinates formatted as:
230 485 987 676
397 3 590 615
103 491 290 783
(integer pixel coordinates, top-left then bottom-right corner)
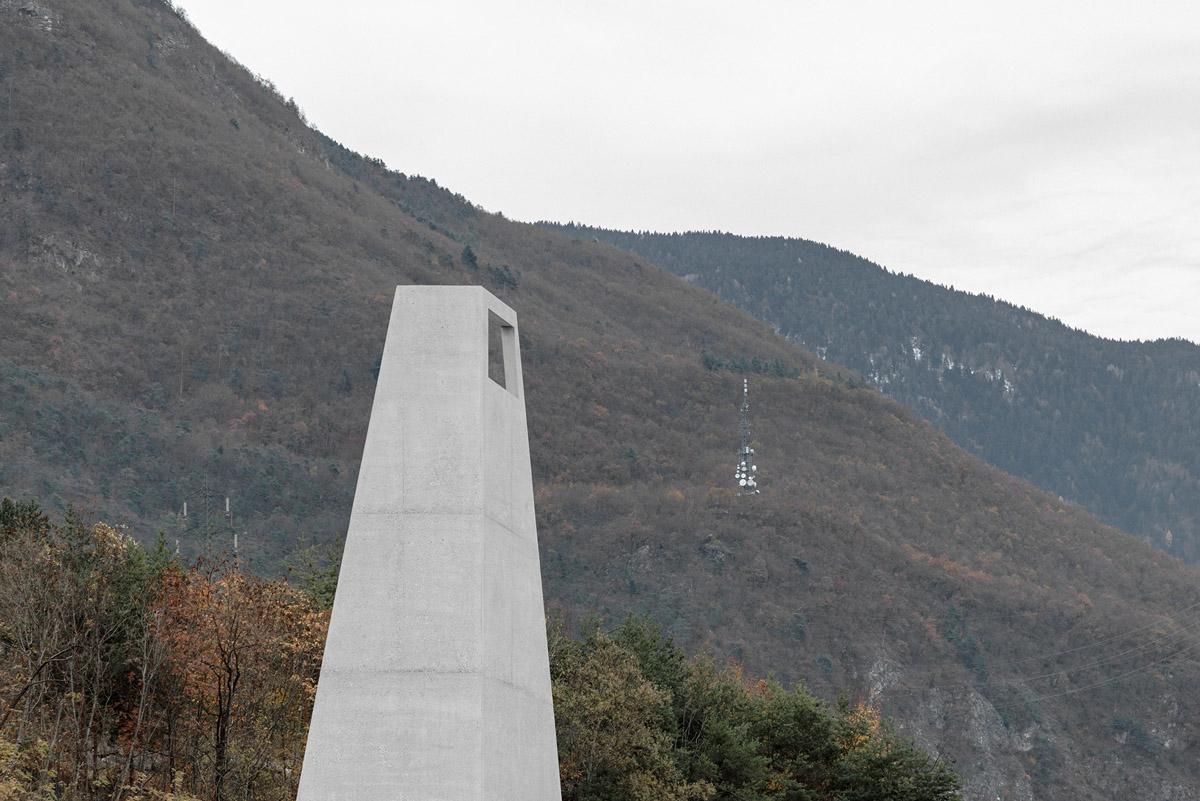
543 226 1200 563
2 2 1200 799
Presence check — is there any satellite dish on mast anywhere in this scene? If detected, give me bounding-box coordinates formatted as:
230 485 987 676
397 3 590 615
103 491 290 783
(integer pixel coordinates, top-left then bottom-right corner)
733 378 760 495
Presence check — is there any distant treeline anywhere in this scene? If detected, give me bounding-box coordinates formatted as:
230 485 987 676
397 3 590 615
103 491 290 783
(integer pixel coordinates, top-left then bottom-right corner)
699 350 801 378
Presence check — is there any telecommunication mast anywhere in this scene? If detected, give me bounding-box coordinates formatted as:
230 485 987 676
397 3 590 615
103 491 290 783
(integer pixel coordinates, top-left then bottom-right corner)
735 378 759 494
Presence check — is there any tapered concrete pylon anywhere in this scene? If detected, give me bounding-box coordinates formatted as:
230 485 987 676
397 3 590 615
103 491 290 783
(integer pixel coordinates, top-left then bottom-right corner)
297 286 562 800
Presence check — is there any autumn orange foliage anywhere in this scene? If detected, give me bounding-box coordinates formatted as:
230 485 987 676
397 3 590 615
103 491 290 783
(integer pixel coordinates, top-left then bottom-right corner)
0 500 328 801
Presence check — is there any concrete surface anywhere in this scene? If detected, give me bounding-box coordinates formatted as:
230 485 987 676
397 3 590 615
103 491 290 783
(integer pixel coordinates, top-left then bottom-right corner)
297 286 562 800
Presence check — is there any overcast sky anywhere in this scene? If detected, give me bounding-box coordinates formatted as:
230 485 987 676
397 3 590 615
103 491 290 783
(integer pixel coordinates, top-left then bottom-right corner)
179 1 1200 344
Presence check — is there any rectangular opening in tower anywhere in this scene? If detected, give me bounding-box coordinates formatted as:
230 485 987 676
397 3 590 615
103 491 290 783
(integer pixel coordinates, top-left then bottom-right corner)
488 310 518 396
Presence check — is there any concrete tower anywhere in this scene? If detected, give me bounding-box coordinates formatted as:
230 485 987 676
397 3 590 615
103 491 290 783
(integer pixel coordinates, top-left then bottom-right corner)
297 286 562 800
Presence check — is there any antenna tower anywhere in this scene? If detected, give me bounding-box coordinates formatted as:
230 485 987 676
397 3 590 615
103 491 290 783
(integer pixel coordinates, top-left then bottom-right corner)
735 378 759 494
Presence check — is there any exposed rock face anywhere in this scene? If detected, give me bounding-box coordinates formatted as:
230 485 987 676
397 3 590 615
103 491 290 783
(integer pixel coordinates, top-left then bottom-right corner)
33 235 107 289
873 656 1032 801
873 654 1199 801
1 0 58 31
700 533 731 567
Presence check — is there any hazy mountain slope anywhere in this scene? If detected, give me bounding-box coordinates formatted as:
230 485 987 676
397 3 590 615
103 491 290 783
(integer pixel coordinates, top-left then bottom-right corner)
2 3 1200 798
542 226 1200 563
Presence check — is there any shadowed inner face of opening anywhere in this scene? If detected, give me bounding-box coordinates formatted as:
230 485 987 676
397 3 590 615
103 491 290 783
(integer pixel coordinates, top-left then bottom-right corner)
487 310 517 396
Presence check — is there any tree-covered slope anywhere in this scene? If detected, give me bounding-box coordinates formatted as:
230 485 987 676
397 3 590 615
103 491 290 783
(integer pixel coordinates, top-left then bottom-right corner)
0 501 961 801
2 3 1200 798
543 226 1200 563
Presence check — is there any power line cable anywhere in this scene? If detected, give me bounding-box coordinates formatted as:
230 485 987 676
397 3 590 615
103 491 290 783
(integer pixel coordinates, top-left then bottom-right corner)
922 636 1200 723
793 601 1200 695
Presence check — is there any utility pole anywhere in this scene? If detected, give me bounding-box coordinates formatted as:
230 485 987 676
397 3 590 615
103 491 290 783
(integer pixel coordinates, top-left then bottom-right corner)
179 478 236 560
